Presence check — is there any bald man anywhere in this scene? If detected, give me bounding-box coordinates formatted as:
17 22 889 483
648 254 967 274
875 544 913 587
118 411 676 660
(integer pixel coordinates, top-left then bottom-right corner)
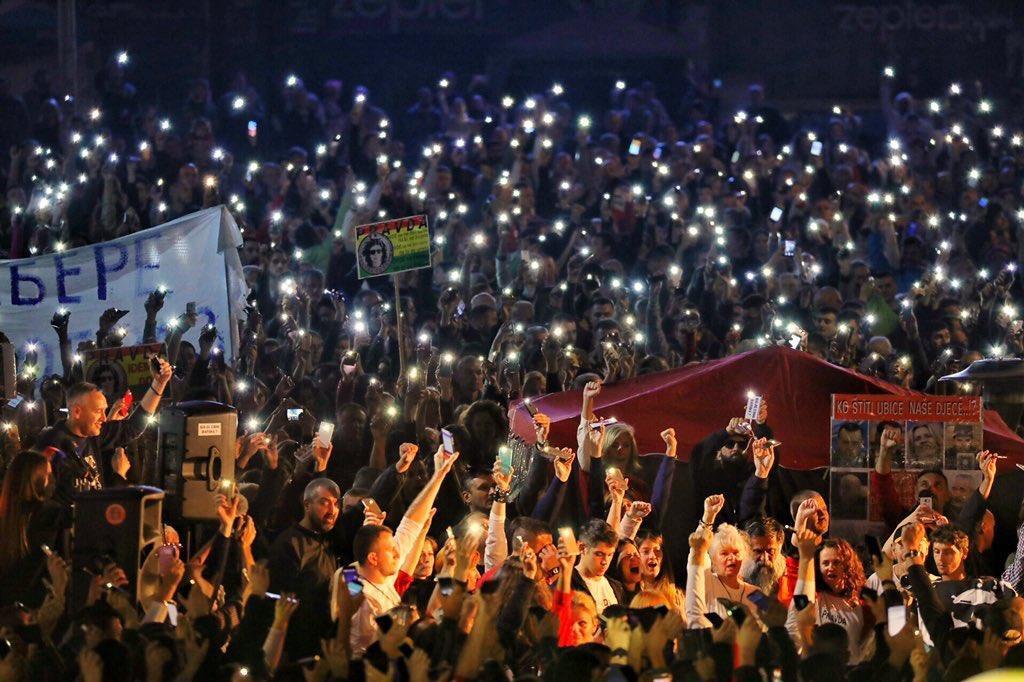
37 358 172 505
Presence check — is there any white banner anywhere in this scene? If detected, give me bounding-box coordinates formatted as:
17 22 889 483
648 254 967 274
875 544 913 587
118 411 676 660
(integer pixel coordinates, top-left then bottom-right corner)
0 206 248 377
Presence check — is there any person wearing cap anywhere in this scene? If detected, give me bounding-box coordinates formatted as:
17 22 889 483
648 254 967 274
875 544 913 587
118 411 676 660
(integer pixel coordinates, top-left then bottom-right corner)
945 425 980 469
460 292 498 353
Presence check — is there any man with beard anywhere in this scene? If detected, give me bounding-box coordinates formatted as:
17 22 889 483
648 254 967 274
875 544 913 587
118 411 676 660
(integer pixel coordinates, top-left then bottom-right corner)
272 437 416 564
743 517 787 602
688 408 774 527
945 425 979 470
268 476 342 659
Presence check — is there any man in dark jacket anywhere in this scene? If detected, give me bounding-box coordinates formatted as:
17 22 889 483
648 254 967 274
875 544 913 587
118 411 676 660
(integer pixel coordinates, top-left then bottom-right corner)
688 415 773 527
35 358 173 506
267 476 340 659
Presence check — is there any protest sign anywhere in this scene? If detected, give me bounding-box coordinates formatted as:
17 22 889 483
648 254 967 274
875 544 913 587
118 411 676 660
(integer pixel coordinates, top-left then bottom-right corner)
82 343 165 403
355 214 431 279
0 206 248 377
829 394 984 541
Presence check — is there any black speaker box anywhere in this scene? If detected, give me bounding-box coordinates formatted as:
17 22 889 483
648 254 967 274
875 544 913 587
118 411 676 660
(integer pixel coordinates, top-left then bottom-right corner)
70 485 164 612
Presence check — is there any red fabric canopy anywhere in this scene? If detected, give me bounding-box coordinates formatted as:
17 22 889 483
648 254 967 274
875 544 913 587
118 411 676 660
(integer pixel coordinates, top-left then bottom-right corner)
510 346 1024 470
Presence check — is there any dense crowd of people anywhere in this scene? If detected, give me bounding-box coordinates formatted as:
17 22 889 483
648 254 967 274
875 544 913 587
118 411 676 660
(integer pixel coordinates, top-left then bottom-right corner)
0 50 1023 680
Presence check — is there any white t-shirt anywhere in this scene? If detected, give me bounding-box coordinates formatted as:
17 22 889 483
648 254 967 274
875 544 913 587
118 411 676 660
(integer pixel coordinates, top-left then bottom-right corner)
577 568 618 612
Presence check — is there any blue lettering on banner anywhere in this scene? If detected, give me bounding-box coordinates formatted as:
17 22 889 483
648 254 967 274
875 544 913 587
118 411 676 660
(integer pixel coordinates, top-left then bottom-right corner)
55 255 82 304
134 234 161 295
10 265 46 305
94 244 129 300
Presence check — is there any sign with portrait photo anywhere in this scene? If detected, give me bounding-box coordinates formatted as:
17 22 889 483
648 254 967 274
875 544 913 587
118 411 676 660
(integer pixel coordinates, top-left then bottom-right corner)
82 343 166 404
355 214 431 279
828 394 983 541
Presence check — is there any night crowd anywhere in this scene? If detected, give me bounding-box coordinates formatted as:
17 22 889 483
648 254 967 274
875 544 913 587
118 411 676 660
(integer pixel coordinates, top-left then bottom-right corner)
0 50 1024 680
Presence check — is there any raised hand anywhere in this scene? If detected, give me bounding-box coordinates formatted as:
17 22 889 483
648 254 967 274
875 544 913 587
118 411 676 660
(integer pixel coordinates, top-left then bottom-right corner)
625 500 651 520
726 417 753 438
752 437 775 478
238 514 256 549
977 449 998 481
45 551 70 598
533 412 551 444
794 497 820 531
362 504 386 527
880 425 902 451
553 449 575 482
688 527 713 555
51 309 71 334
587 422 607 456
432 444 460 476
151 356 173 391
755 398 768 424
273 593 301 628
794 528 821 558
605 470 629 500
99 307 129 330
312 439 333 472
396 442 418 474
215 493 241 532
661 428 677 458
492 459 513 493
702 494 725 525
112 447 131 479
583 380 602 401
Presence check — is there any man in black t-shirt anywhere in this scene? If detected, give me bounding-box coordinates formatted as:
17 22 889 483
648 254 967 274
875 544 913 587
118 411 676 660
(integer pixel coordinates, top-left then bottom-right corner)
36 358 172 505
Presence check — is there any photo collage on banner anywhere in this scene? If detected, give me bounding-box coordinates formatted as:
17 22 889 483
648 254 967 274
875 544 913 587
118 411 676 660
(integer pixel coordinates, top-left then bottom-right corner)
829 394 983 541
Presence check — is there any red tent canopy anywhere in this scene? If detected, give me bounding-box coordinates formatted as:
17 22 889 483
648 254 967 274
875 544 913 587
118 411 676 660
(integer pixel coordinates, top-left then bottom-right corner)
510 346 1024 470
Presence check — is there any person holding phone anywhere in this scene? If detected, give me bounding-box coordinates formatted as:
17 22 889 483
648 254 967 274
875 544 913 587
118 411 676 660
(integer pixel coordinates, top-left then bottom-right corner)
687 405 774 528
349 444 460 656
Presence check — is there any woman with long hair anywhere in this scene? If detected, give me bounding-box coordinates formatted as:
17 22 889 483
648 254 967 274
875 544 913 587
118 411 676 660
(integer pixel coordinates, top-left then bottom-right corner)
0 451 61 606
635 530 684 614
602 423 641 480
610 539 642 604
788 526 868 663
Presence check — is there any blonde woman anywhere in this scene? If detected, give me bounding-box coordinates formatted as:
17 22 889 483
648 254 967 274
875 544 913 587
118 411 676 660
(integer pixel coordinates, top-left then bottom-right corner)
686 494 760 627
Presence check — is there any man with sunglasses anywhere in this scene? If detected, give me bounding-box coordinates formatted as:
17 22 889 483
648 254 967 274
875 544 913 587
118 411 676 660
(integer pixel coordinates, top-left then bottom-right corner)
688 405 775 528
